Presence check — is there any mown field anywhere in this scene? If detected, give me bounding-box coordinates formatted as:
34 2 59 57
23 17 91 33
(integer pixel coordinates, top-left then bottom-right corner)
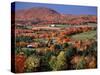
71 30 97 40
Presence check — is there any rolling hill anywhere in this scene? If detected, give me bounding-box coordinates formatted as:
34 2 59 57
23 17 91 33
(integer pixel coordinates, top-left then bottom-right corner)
14 7 97 26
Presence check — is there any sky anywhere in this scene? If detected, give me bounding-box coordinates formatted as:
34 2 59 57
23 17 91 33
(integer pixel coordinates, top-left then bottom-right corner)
12 2 97 15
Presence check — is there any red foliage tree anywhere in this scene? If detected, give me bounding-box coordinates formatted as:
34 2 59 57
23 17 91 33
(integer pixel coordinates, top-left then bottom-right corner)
15 54 26 73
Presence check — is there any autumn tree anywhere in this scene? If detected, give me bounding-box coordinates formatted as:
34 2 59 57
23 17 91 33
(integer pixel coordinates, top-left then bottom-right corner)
65 45 76 58
49 56 57 70
25 55 40 72
15 53 26 73
76 56 86 69
49 51 67 71
56 51 68 70
63 42 69 48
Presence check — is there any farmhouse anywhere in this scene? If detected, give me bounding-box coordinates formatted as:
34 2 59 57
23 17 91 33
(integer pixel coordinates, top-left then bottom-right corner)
27 43 38 48
49 24 56 27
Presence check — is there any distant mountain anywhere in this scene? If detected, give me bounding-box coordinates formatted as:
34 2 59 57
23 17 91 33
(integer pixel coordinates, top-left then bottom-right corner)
15 7 61 23
14 7 97 25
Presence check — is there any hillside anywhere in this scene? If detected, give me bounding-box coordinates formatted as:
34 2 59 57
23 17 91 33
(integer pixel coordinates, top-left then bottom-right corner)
15 7 97 26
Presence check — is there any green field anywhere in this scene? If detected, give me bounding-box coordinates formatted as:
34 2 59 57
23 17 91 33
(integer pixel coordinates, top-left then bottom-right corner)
53 23 97 28
71 30 97 40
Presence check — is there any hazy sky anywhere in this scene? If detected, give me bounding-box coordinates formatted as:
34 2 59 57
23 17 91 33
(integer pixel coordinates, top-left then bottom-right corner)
12 2 97 15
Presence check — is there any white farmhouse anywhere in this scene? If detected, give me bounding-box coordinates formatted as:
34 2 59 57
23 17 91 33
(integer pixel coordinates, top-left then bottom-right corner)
50 24 56 27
